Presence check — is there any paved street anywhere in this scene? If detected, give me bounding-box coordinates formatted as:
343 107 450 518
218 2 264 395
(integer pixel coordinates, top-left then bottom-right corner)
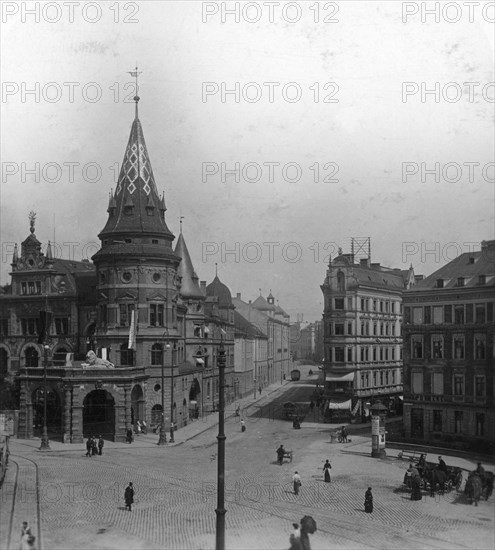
1 367 494 550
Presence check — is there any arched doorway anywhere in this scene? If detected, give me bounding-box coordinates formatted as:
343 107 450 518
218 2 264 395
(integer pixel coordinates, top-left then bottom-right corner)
189 379 201 419
151 404 162 430
25 347 39 368
32 387 62 436
83 390 115 439
131 385 145 425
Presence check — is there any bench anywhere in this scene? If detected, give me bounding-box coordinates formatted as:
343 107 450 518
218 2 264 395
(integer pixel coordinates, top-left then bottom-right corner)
398 449 421 462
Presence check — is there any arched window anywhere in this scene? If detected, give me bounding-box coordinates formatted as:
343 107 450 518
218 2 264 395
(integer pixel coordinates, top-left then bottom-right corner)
25 347 39 368
120 343 134 366
151 343 163 365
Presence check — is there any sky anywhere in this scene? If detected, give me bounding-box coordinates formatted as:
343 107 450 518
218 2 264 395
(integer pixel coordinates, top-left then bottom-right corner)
1 1 494 321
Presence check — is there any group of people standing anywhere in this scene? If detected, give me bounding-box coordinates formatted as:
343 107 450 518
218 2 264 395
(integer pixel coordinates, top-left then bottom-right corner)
85 435 104 457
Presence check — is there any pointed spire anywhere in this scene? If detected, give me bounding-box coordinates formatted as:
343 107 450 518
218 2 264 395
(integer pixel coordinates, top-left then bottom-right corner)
13 243 18 263
174 232 203 299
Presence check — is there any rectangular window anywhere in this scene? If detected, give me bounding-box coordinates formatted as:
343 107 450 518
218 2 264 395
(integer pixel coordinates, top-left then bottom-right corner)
475 376 485 397
476 413 485 436
412 372 423 394
28 281 35 294
404 306 411 324
454 410 463 433
432 372 443 394
380 371 383 385
119 303 134 327
373 323 377 336
391 302 395 313
54 317 69 335
385 347 389 360
334 298 344 310
372 347 377 361
347 322 352 335
334 347 345 362
411 335 423 359
347 297 353 310
431 335 443 359
360 322 365 335
391 348 395 360
436 279 444 288
391 324 396 336
413 307 423 324
466 303 473 323
433 306 443 324
373 300 377 312
360 348 365 362
433 410 442 432
0 319 8 336
21 282 27 295
361 298 366 311
457 277 465 287
474 334 486 359
347 348 352 362
475 304 486 324
392 370 396 383
488 302 494 322
453 334 465 359
379 347 384 361
454 306 464 324
150 304 156 326
444 305 452 323
424 306 431 324
373 372 377 386
99 304 107 325
334 323 344 335
21 318 39 336
157 304 164 326
380 301 384 312
453 375 464 396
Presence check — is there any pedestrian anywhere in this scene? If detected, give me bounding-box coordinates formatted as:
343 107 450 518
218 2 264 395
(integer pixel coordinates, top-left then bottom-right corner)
98 435 104 456
364 487 373 513
475 462 485 476
341 426 348 443
288 522 301 550
136 420 142 434
309 401 314 411
293 471 302 495
240 418 246 432
277 444 285 465
411 474 422 501
126 428 133 444
91 436 98 456
124 482 134 511
323 459 332 483
85 437 92 457
141 420 147 434
437 455 447 472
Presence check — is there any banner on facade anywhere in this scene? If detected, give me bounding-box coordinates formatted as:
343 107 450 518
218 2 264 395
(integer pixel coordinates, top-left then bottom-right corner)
128 310 136 350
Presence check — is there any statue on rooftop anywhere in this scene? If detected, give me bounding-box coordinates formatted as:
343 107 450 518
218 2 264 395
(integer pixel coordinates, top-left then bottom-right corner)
82 350 114 369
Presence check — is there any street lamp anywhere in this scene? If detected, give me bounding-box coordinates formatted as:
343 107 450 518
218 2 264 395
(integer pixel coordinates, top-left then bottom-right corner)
215 335 226 550
39 343 50 450
158 339 170 445
169 342 176 443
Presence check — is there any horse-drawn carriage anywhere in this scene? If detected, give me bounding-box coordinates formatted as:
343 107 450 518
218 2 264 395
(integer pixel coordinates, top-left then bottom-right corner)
465 471 494 505
403 461 463 495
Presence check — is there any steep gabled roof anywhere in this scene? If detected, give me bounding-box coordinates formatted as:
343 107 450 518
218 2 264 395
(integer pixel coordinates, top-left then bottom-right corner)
174 233 203 299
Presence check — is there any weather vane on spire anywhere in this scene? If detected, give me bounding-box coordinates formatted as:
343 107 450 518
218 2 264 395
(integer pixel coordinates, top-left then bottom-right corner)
215 262 218 277
179 216 184 233
128 65 142 116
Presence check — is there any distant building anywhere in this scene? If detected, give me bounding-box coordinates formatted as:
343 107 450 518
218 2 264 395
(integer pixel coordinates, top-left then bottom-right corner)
402 240 495 453
291 319 323 364
321 250 417 421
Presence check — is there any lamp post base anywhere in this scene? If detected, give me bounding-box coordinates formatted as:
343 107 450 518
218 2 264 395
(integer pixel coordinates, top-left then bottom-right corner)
39 436 50 450
157 425 167 445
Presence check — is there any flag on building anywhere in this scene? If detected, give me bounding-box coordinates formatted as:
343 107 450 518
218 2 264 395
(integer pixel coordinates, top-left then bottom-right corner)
128 309 136 350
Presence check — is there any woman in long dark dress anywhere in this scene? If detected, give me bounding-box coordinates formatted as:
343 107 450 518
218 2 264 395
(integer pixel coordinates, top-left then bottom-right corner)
323 460 332 483
364 487 373 513
411 475 422 501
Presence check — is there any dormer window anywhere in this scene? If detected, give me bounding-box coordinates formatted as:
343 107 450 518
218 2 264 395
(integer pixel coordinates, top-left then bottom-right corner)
478 275 486 285
457 277 465 287
124 196 134 215
436 279 444 288
468 256 475 264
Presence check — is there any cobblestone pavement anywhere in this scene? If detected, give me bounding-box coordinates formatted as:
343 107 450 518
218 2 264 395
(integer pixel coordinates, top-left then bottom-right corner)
1 375 494 550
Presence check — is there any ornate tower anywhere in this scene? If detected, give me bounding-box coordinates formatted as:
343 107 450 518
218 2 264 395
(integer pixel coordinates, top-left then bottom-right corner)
92 82 181 369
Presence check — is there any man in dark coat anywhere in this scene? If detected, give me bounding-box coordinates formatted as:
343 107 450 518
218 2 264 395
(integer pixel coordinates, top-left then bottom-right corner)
277 445 285 465
411 474 422 501
437 456 447 472
91 436 98 456
85 437 92 457
98 436 104 456
124 482 134 511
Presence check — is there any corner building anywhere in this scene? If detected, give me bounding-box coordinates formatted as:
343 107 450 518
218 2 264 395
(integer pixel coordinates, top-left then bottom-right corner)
402 240 495 453
321 251 417 421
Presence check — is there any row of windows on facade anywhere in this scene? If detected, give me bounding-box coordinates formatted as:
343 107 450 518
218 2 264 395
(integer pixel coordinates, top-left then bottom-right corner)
410 333 487 360
359 369 401 388
326 296 402 313
405 302 493 325
327 346 402 363
19 281 42 295
16 343 233 368
0 318 70 337
326 321 400 337
411 371 488 399
413 409 486 437
436 274 487 288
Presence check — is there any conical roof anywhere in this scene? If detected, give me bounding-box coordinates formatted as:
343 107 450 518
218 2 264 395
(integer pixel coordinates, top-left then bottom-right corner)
175 233 203 299
99 101 174 241
206 275 233 307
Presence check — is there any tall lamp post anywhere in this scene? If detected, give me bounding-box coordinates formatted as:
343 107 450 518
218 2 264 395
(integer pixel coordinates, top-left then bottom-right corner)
39 343 50 450
215 336 226 550
158 338 170 445
169 342 176 443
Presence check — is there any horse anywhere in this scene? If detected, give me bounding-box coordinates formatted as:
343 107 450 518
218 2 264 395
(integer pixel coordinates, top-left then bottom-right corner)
465 473 482 506
424 468 449 496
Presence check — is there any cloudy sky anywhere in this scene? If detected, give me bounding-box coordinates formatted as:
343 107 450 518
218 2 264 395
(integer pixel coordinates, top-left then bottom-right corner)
1 1 494 320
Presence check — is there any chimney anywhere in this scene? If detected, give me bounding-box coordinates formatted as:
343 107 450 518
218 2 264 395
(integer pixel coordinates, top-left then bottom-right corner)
360 258 370 268
371 262 381 269
200 281 206 293
236 292 241 299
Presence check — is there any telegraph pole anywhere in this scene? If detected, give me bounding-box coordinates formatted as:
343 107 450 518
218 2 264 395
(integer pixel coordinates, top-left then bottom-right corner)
215 336 226 550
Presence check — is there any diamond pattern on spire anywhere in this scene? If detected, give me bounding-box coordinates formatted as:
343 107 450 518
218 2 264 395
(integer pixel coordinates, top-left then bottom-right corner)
128 182 136 194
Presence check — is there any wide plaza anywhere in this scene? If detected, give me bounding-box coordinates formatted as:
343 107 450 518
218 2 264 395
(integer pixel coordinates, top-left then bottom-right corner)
1 369 494 550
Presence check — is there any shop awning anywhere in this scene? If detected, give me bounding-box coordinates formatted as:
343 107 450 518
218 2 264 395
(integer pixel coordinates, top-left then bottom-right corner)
325 373 354 382
327 399 352 410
